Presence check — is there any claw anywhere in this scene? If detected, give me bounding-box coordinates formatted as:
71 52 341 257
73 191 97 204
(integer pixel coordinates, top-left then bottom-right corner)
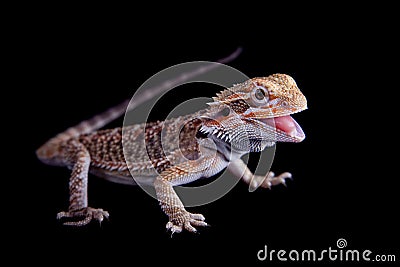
250 171 293 191
166 221 174 230
189 213 205 221
261 180 272 189
184 221 197 233
56 211 68 220
172 225 182 234
166 222 183 235
190 219 209 227
282 172 292 179
166 211 208 234
57 207 109 226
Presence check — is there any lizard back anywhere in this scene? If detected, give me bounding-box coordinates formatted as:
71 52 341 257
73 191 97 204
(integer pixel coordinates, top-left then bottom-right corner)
78 109 212 185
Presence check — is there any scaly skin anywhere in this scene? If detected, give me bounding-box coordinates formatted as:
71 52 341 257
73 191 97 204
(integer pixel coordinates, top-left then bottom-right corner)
37 72 307 233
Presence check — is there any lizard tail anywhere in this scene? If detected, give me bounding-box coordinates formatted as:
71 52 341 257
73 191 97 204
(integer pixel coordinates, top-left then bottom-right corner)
36 47 242 164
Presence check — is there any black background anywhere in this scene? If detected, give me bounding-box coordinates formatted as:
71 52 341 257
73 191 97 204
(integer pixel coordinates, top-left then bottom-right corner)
13 4 399 265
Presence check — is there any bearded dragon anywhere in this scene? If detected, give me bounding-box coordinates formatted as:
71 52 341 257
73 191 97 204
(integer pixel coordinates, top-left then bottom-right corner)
37 61 307 233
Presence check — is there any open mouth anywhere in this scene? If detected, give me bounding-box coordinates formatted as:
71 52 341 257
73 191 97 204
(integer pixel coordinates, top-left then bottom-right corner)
257 115 305 141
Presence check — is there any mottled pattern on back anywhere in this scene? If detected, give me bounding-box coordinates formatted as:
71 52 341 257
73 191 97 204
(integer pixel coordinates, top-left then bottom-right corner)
79 128 126 171
79 110 208 175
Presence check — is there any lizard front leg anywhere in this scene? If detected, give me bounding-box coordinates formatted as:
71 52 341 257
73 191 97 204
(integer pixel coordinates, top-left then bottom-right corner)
154 161 214 234
227 159 292 190
154 178 207 234
56 139 109 226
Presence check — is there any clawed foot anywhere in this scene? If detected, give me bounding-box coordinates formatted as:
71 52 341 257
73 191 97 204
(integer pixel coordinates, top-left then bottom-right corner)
166 210 208 235
249 171 292 191
57 207 109 226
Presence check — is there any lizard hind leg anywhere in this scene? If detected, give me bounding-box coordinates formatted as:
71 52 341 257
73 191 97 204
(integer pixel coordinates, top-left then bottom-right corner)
56 139 109 226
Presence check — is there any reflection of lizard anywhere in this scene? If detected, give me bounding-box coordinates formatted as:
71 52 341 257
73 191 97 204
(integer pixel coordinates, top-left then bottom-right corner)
37 56 307 234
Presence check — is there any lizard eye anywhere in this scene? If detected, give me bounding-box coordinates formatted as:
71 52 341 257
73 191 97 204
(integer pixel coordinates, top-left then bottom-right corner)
255 88 265 100
250 84 268 106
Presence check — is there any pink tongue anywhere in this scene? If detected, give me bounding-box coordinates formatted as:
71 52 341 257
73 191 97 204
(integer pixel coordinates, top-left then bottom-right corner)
274 116 296 135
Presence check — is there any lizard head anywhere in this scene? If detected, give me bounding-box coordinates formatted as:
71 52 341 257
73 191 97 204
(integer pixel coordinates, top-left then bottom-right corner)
200 74 307 152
